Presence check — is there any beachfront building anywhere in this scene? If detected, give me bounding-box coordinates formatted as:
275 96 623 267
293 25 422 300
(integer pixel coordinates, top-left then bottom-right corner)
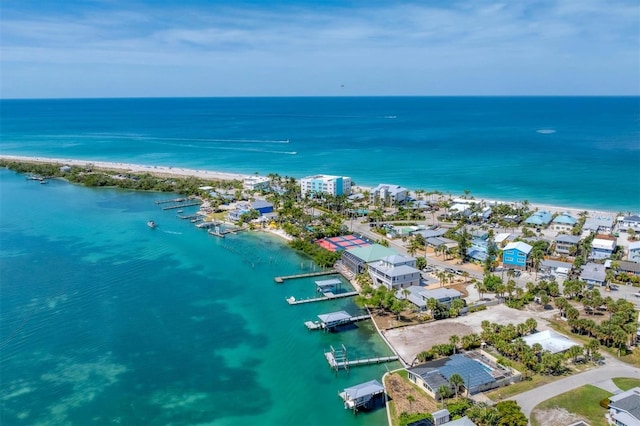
449 203 472 218
521 330 578 354
608 387 640 426
589 234 617 260
408 351 520 397
340 244 398 275
584 215 615 234
629 241 640 263
551 213 577 232
369 184 408 205
580 262 607 287
524 210 553 228
243 176 271 191
618 215 640 233
368 254 421 290
300 174 351 198
554 234 581 256
502 241 532 269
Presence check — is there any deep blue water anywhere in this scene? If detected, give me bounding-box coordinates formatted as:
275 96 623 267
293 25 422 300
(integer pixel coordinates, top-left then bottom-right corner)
1 97 639 211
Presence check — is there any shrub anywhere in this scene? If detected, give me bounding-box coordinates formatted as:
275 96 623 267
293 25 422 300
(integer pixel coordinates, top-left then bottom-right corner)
600 397 610 409
468 305 487 313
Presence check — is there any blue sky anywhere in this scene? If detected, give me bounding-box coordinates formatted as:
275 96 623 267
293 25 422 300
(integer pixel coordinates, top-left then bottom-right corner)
1 0 639 98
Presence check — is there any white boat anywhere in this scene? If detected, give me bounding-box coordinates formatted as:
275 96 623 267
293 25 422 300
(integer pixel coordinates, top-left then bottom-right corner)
147 220 157 229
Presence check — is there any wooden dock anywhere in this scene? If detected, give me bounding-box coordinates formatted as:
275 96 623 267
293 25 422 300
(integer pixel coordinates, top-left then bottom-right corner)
208 226 245 238
274 269 337 283
162 201 201 210
325 352 399 370
286 291 358 305
324 345 399 373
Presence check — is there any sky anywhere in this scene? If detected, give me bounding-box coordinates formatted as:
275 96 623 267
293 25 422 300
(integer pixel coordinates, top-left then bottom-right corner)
1 0 639 98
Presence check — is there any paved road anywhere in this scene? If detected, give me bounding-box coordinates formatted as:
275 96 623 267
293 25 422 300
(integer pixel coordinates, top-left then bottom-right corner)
509 356 640 420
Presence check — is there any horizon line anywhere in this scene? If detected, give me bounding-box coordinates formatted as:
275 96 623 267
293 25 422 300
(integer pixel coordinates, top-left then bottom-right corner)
2 94 639 101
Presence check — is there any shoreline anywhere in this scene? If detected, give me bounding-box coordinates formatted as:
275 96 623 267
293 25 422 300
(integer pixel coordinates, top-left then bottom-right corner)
1 155 629 218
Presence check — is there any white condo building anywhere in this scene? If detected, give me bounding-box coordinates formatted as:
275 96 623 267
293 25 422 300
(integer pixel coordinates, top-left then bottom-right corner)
300 174 352 197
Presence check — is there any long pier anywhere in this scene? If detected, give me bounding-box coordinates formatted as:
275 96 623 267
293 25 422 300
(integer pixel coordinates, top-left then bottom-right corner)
162 201 201 210
286 291 358 305
155 197 188 204
324 345 399 372
274 269 337 283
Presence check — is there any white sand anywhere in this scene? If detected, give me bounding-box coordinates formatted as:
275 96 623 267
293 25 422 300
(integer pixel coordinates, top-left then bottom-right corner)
0 155 251 182
3 155 621 217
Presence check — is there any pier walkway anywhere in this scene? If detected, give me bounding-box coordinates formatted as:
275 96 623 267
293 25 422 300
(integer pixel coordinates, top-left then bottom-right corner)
274 269 337 283
286 291 358 305
324 345 399 372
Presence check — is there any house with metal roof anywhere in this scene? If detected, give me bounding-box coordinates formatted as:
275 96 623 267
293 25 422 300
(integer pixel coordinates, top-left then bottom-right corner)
370 184 408 205
589 234 617 260
502 241 532 269
408 351 520 397
494 232 515 248
551 213 578 232
524 210 553 227
395 286 462 310
584 215 615 234
619 215 640 232
339 379 386 412
580 262 607 286
554 234 581 256
368 254 421 290
617 261 640 277
608 387 640 426
522 330 578 354
340 244 397 274
629 241 640 263
540 259 573 279
467 237 497 262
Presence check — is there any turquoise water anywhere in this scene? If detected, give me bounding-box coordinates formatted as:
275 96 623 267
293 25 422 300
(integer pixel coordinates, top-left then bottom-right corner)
1 97 638 211
0 169 397 425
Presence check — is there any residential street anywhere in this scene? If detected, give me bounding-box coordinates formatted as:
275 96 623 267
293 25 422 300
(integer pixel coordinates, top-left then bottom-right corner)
509 355 640 419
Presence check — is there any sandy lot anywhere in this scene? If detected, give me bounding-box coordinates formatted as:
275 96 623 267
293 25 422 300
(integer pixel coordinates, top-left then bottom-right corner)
384 304 559 365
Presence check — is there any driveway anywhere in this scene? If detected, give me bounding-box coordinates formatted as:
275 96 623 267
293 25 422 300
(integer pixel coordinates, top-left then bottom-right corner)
509 356 640 420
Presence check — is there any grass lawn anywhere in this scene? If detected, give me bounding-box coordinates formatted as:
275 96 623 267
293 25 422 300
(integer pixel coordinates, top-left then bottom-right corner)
613 377 640 391
531 385 612 426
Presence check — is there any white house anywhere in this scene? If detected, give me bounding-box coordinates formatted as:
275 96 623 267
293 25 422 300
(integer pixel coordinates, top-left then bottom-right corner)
619 215 640 233
369 184 408 205
584 215 615 234
368 254 421 290
521 330 578 354
589 235 617 260
243 176 271 191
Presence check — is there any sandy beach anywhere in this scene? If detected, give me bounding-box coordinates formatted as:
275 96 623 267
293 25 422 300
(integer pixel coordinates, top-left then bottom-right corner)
0 155 252 183
3 155 623 218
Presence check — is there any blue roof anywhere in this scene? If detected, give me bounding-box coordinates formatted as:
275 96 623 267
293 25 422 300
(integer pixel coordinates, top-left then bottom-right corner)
552 214 577 225
525 210 553 225
438 354 496 389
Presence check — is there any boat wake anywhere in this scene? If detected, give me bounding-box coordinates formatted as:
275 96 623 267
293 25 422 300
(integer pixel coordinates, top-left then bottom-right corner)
536 129 556 134
162 231 182 235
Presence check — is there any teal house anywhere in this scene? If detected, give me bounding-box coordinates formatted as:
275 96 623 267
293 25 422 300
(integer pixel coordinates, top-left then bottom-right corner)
502 241 532 268
524 210 553 227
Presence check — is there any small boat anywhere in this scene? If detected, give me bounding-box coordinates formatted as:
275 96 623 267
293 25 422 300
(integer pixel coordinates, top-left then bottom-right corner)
147 220 157 229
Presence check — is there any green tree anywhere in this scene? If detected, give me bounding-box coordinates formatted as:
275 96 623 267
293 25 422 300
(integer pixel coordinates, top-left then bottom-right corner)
449 373 465 398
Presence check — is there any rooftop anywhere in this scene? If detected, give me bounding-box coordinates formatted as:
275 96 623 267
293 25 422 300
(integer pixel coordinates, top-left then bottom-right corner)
609 387 640 422
555 234 581 244
345 244 398 262
503 241 533 254
342 380 385 400
521 330 578 354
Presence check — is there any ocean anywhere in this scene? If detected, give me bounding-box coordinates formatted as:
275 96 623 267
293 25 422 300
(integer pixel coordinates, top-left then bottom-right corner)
1 96 639 211
1 97 639 425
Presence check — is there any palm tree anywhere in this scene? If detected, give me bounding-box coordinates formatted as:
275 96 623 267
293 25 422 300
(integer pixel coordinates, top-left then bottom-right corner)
449 373 465 398
449 335 460 354
437 385 450 407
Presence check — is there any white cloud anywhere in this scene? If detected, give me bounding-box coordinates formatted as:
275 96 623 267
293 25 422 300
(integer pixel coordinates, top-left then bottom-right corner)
1 0 638 97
